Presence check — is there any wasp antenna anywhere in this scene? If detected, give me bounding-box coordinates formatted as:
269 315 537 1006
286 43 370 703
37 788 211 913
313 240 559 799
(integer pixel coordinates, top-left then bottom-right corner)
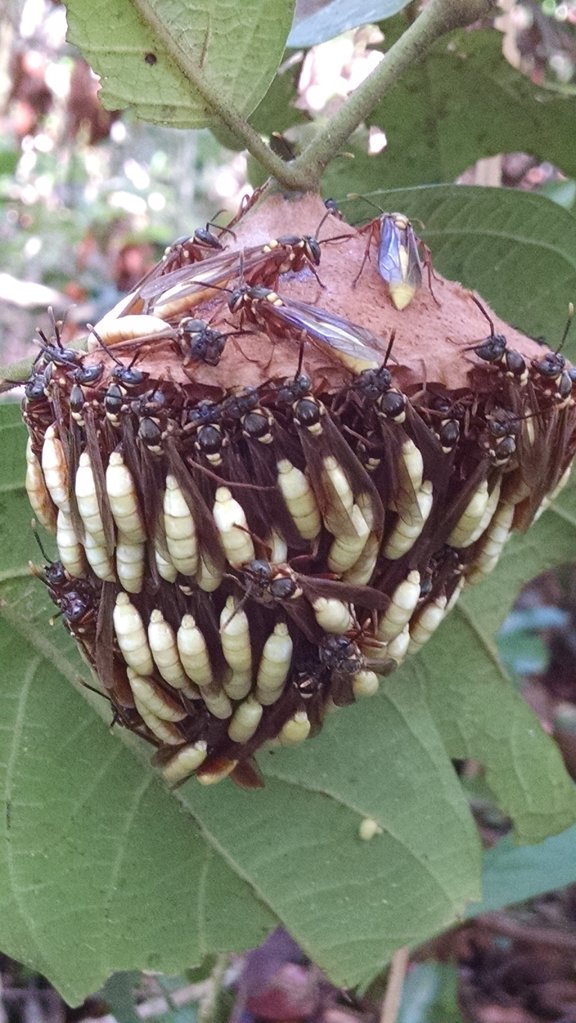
207 209 225 224
221 589 249 629
234 521 271 553
470 295 496 336
383 329 397 367
47 307 66 348
556 301 575 354
31 520 52 563
86 324 123 366
347 193 384 216
126 348 144 371
46 307 59 343
36 328 51 350
314 207 337 242
209 216 236 241
78 677 111 701
296 337 306 379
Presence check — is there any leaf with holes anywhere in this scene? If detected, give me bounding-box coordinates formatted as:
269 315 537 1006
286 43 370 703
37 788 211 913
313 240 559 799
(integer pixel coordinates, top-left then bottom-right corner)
65 0 295 128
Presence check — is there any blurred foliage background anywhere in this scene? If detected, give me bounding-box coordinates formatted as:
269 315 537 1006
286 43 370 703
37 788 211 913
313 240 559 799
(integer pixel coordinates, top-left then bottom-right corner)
2 2 576 1023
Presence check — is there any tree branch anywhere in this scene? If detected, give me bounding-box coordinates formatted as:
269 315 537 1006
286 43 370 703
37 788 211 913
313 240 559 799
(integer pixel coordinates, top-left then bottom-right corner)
288 0 498 186
133 0 497 194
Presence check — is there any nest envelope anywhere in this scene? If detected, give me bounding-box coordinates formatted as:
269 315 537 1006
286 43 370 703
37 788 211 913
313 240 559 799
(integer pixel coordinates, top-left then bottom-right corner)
22 193 576 788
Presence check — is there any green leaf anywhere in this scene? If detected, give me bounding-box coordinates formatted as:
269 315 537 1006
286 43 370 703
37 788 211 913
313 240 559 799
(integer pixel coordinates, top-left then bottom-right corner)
0 585 278 1004
100 972 142 1023
497 628 549 682
185 677 481 990
249 59 305 136
414 640 576 844
366 29 576 186
470 826 576 917
340 185 576 347
540 178 576 211
4 167 576 997
408 469 576 844
288 0 410 47
213 61 306 152
65 0 295 129
399 962 466 1023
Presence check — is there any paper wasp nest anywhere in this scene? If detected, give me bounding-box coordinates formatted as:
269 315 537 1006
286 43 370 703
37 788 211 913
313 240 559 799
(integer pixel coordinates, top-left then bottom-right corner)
23 194 576 788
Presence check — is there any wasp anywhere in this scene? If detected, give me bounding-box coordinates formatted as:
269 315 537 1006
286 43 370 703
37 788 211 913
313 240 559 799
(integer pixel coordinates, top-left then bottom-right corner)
228 286 385 373
30 533 99 640
375 212 427 310
530 303 575 405
141 229 327 319
236 558 388 645
353 201 435 309
133 219 235 297
464 295 529 386
318 634 365 705
33 310 84 372
176 318 230 367
270 373 385 544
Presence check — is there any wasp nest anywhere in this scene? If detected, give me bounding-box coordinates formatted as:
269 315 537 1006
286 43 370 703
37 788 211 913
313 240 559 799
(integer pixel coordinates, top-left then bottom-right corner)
23 193 576 788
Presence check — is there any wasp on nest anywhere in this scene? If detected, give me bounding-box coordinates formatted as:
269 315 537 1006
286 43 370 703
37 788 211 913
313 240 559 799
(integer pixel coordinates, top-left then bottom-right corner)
22 194 576 788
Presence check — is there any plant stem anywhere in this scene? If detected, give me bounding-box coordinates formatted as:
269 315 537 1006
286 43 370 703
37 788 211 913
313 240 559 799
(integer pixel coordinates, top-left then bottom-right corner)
287 0 497 186
380 947 410 1023
1 0 499 390
133 0 495 194
197 954 229 1023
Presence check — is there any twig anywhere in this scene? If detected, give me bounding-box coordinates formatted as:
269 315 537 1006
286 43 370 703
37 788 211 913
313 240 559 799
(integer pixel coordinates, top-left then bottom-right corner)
197 954 230 1023
132 0 496 193
479 911 576 952
380 947 410 1023
289 0 498 186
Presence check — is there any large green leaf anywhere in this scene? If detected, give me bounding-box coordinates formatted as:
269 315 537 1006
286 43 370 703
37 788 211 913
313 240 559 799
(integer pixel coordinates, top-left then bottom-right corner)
371 28 576 183
0 408 480 1001
65 0 294 129
323 28 576 194
471 826 576 917
341 186 576 346
411 471 576 844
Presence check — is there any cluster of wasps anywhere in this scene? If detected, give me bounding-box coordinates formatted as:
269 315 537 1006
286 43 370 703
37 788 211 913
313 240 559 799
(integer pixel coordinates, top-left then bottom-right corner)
22 198 576 788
